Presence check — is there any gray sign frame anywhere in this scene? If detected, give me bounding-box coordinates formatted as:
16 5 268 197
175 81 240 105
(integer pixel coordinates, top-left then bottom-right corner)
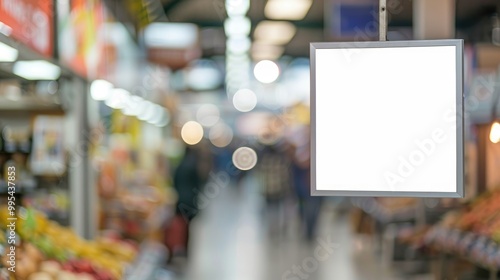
310 39 464 198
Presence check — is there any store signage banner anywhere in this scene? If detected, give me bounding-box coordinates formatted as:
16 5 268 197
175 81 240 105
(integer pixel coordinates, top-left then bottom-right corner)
0 0 53 57
310 40 464 197
58 0 109 78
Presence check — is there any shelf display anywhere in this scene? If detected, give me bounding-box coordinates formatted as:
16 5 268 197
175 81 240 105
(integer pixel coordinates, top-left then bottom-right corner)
91 112 177 242
423 190 500 269
30 116 65 176
351 197 418 223
0 113 70 226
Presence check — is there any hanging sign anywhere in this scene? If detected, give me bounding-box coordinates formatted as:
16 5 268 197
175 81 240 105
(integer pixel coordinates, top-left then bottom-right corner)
311 40 464 197
0 0 54 57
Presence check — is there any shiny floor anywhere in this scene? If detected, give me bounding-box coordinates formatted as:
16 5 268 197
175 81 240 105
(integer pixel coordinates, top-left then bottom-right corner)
178 176 433 280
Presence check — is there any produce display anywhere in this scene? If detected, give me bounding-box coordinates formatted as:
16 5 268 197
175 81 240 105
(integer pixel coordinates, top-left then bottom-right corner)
351 197 417 223
427 190 500 238
424 190 500 268
0 207 137 280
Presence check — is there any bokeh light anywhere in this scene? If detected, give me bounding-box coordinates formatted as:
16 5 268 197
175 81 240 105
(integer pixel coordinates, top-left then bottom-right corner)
105 88 130 109
181 121 204 145
196 104 221 127
233 88 257 112
121 95 143 116
209 122 234 148
253 60 280 84
232 147 258 170
91 79 113 101
490 121 500 143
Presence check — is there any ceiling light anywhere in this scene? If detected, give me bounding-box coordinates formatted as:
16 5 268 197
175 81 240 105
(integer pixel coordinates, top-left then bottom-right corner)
90 79 113 101
187 62 223 91
155 110 171 127
226 0 250 17
105 88 130 109
147 104 165 124
122 96 144 116
0 42 18 62
251 42 284 61
224 17 251 38
233 88 257 112
13 60 61 80
144 23 198 48
0 22 13 36
227 37 251 54
254 60 280 84
265 0 313 20
490 121 500 143
138 101 156 121
254 21 296 44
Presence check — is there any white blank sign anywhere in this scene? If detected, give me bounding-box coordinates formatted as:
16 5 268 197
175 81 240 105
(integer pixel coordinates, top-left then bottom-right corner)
311 40 463 197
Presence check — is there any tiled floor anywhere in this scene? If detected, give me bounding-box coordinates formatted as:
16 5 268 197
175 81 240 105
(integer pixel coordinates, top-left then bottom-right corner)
178 176 433 280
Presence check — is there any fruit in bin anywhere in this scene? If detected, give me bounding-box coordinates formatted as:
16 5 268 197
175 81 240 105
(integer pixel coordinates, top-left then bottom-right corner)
40 260 62 278
24 243 44 264
74 260 95 274
57 271 78 280
15 257 37 280
94 270 114 280
75 273 95 280
28 272 53 280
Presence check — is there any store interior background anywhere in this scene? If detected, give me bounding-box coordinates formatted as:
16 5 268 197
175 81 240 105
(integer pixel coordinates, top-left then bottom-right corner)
1 0 500 279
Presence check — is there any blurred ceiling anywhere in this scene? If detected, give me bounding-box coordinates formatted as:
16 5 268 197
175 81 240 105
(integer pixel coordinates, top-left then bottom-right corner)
107 0 500 57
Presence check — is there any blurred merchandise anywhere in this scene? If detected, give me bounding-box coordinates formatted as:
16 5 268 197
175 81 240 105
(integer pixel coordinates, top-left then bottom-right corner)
1 0 500 279
0 207 138 280
88 111 177 247
30 116 65 176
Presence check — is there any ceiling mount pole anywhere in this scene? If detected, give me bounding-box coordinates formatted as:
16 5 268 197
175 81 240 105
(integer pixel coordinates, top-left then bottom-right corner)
379 0 387 41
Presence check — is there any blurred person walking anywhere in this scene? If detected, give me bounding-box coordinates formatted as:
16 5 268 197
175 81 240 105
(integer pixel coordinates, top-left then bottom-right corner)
165 144 210 263
291 126 323 242
258 137 293 238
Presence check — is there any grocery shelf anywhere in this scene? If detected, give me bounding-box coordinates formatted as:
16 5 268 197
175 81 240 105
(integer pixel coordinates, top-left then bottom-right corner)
425 226 500 279
352 197 417 223
0 96 64 113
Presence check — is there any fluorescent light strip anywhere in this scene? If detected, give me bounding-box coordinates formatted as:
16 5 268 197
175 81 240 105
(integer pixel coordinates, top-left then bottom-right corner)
265 0 312 20
254 21 296 45
144 23 198 48
91 79 113 101
224 16 251 38
0 42 18 62
226 0 250 17
13 60 61 80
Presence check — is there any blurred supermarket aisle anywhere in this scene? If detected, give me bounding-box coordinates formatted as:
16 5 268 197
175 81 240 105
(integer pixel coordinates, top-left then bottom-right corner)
176 175 433 280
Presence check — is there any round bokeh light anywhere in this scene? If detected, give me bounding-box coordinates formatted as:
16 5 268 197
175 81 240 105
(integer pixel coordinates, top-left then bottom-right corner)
232 147 258 171
181 121 204 145
253 60 280 84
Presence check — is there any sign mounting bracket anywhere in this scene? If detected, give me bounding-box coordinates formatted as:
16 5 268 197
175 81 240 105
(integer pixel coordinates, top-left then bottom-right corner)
379 0 388 41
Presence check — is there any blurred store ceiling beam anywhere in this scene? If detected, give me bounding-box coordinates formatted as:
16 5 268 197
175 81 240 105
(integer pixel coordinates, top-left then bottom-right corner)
162 0 184 14
99 0 500 58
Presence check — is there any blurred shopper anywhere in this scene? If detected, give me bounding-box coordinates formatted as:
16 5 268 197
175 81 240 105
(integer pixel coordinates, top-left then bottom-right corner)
165 145 205 262
258 136 293 237
291 126 323 242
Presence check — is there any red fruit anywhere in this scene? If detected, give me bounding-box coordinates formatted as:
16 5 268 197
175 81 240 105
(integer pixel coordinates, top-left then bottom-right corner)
62 262 74 272
95 270 114 280
74 260 94 274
